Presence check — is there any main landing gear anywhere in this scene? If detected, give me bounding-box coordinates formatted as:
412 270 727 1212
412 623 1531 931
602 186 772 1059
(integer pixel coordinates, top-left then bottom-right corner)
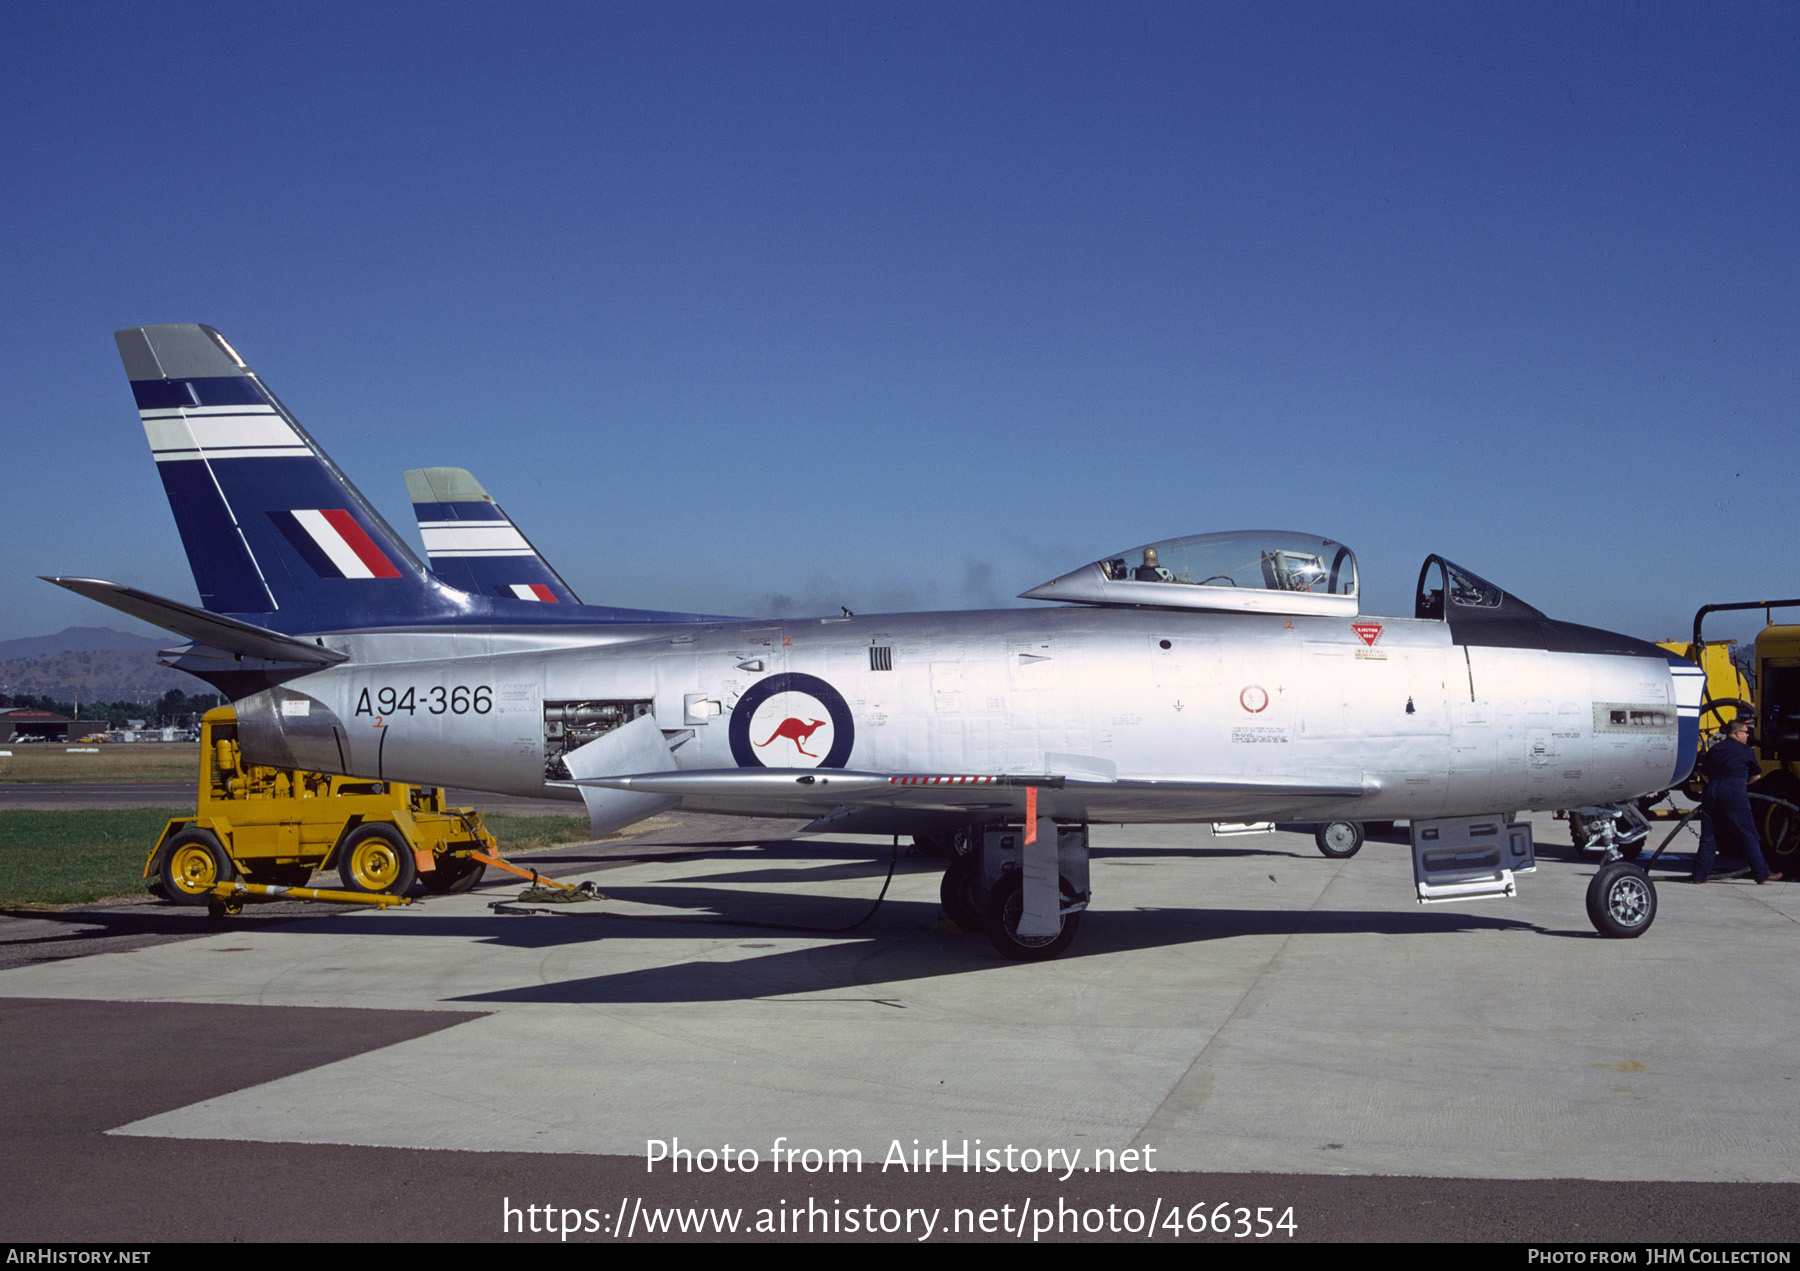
938 822 1091 961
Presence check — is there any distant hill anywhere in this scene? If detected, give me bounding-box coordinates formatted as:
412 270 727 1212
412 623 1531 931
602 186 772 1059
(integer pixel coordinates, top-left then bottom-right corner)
0 628 203 703
0 627 164 660
0 649 205 703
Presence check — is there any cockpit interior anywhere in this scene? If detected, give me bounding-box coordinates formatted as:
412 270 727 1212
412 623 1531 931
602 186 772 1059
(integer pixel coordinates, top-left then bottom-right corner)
1022 531 1563 635
1020 531 1361 617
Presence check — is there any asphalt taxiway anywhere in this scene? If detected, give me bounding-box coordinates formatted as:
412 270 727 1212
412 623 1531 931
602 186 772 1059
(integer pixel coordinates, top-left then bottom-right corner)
2 812 1795 1242
0 780 577 813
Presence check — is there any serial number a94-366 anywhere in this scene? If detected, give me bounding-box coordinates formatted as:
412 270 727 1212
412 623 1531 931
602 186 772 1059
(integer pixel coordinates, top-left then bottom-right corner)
354 685 493 717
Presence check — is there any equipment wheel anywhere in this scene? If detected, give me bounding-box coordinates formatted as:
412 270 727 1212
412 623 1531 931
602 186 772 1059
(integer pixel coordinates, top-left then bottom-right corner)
1314 820 1364 858
422 857 487 894
243 864 313 888
1586 862 1657 938
984 873 1082 960
912 831 956 859
337 823 417 895
160 828 235 906
939 860 985 933
1757 777 1800 876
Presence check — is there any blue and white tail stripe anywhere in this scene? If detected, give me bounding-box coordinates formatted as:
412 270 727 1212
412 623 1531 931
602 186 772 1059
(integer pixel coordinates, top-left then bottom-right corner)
416 518 537 558
1667 653 1706 786
141 403 312 463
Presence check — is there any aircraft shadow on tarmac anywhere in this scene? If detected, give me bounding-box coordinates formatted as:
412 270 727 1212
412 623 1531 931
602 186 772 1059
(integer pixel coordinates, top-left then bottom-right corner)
3 833 1598 995
659 841 1313 887
444 897 1555 1005
5 890 1550 1008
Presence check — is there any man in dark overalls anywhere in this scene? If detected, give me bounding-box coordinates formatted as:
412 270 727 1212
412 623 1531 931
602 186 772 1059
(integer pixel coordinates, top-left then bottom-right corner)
1691 718 1782 884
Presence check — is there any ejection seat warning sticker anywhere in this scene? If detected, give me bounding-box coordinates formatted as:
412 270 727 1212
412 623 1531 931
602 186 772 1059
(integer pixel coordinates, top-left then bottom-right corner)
1232 726 1289 744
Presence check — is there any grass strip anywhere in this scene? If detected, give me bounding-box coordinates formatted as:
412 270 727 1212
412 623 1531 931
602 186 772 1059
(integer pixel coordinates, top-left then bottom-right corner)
0 808 179 907
0 746 199 784
480 813 593 852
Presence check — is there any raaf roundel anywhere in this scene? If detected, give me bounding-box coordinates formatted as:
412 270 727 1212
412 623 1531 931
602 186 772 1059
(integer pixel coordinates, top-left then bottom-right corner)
728 673 855 770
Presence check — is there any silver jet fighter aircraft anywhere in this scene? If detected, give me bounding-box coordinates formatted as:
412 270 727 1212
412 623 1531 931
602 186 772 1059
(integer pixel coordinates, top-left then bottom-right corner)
49 323 1703 958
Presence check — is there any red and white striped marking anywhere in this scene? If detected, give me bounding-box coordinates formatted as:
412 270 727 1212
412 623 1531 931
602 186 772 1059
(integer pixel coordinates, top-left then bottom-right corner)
290 509 402 579
504 584 558 602
887 775 998 786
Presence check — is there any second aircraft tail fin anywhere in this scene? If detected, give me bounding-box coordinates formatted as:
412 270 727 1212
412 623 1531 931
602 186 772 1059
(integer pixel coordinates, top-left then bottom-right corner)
404 467 583 604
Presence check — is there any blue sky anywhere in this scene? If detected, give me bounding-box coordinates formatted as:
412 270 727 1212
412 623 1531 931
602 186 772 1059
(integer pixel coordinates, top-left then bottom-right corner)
3 2 1795 648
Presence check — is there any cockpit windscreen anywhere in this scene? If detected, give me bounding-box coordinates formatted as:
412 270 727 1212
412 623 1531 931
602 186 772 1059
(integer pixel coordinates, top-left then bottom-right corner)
1096 532 1358 598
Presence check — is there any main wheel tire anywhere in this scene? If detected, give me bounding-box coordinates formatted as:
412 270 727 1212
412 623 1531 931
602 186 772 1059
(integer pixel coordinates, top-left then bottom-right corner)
160 828 235 906
337 823 417 895
983 873 1081 961
1586 862 1657 938
939 860 986 933
1314 820 1365 858
422 857 487 894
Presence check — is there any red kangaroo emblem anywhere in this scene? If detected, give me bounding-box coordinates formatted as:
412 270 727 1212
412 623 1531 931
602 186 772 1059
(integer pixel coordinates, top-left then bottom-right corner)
757 717 828 757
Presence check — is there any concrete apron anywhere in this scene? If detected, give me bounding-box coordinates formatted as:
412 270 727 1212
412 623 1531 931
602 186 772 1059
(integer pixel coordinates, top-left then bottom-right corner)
1 814 1796 1182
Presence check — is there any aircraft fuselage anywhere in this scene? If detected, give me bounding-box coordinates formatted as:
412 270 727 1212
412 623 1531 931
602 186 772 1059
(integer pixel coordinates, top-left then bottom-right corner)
231 602 1684 828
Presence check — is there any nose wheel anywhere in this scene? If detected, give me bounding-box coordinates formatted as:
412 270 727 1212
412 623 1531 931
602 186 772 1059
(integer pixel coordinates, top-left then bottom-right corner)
1586 861 1657 937
1314 820 1365 858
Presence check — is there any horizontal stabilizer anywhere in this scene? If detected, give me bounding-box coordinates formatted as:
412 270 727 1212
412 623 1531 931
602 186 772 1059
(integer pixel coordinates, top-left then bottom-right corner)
40 577 348 666
561 714 678 838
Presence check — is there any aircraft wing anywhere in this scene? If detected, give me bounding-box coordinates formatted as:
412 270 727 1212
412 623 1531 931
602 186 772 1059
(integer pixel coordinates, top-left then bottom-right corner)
576 768 1369 825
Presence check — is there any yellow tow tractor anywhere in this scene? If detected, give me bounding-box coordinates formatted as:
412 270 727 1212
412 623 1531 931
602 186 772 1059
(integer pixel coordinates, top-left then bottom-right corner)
1608 599 1800 871
148 705 502 915
1682 600 1800 872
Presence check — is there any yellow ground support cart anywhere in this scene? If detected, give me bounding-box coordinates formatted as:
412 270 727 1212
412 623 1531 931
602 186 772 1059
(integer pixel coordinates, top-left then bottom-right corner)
148 706 499 907
1650 599 1800 870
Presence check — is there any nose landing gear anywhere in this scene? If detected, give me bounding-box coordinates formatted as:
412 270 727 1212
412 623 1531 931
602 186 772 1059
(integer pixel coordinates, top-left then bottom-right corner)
1587 861 1657 938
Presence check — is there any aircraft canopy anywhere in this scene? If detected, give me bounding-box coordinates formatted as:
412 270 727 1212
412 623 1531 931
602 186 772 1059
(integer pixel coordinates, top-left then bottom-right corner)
1020 531 1360 617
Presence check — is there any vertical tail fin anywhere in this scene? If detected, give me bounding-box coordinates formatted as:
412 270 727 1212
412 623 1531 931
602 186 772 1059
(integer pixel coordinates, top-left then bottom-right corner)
405 467 583 604
116 324 461 633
